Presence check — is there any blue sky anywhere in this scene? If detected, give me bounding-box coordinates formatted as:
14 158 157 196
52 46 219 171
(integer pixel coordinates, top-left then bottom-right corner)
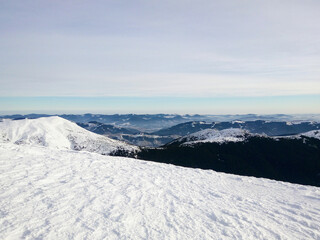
0 0 319 114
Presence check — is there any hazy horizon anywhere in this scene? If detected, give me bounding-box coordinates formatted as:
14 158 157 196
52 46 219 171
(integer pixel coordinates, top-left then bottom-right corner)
1 95 320 115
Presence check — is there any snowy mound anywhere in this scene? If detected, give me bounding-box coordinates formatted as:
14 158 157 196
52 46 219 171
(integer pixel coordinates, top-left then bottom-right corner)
300 130 320 140
177 128 254 145
0 116 138 155
1 143 319 239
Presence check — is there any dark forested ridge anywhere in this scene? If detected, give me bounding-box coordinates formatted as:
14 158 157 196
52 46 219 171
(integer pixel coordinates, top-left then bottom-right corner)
137 136 320 187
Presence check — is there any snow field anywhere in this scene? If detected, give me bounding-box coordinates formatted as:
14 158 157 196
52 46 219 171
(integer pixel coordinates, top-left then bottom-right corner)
1 143 320 239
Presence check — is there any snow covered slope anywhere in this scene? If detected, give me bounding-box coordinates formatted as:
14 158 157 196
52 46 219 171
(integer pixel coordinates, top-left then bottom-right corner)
1 143 319 239
174 128 256 145
171 128 320 146
301 130 320 140
0 117 138 155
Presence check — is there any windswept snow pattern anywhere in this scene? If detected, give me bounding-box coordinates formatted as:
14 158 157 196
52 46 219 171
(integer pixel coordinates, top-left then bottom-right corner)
177 128 255 145
0 116 138 155
1 143 320 239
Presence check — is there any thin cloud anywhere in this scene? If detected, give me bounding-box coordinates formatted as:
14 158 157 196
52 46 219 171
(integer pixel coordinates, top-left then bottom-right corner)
0 0 319 99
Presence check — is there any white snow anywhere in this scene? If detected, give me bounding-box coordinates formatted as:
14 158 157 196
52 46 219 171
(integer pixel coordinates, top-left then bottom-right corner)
301 130 320 140
163 115 176 119
178 128 255 145
0 117 138 155
0 143 320 239
232 120 245 124
177 128 320 146
288 121 315 125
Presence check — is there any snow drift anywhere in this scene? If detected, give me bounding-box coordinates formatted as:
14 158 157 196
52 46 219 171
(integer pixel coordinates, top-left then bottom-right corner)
0 116 139 155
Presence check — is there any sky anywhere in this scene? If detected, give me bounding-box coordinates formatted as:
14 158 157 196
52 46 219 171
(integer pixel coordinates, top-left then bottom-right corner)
0 0 320 114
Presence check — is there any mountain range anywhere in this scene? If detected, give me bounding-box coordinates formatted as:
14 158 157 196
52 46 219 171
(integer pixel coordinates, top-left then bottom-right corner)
1 116 320 187
153 120 320 136
1 116 320 239
2 113 320 132
77 120 320 147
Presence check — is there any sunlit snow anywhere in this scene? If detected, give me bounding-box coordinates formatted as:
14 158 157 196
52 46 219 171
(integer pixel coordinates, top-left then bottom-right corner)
0 143 319 239
178 128 254 145
0 116 138 155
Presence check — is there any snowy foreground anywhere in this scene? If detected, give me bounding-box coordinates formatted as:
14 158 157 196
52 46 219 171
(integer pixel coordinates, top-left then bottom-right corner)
1 143 320 239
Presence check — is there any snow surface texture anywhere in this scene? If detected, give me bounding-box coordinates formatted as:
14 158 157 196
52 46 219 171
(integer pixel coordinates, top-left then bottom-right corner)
1 143 320 239
177 128 255 145
0 117 138 155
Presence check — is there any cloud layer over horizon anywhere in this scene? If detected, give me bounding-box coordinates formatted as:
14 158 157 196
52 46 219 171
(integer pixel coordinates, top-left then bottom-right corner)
1 1 320 100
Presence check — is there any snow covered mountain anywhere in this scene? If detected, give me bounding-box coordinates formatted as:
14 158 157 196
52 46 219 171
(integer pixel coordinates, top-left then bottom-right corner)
1 142 320 239
174 128 256 145
301 130 320 140
153 120 320 137
0 116 139 156
3 113 320 132
168 128 320 146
